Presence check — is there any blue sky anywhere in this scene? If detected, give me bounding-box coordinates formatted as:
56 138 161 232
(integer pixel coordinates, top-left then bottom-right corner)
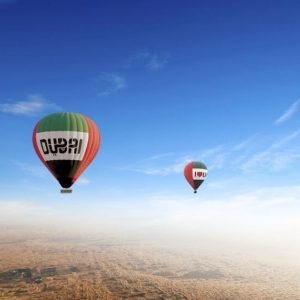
0 0 300 213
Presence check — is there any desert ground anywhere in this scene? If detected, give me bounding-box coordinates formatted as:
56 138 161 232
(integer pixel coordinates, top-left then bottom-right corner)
0 226 299 300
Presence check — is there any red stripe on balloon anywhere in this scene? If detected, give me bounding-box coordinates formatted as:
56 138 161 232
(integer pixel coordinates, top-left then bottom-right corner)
184 162 196 190
72 116 101 183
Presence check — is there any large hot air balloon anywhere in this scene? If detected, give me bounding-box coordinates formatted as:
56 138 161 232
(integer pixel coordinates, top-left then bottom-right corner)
33 112 100 193
184 161 207 193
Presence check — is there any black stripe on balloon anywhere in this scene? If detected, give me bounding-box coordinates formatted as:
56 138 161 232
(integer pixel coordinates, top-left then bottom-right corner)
45 160 81 188
193 180 204 190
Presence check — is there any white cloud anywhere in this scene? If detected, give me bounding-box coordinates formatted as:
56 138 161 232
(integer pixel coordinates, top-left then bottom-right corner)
274 99 300 125
271 129 300 148
270 150 300 171
126 129 300 177
240 130 300 172
201 145 223 158
0 94 60 116
130 145 225 176
97 73 126 96
232 135 258 151
76 177 90 185
143 152 174 161
141 161 188 175
127 52 169 71
13 161 47 178
206 178 237 189
132 155 192 176
144 53 168 71
208 152 229 170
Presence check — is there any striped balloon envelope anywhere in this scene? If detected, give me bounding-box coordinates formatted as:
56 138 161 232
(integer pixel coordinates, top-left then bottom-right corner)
32 112 100 192
184 161 208 193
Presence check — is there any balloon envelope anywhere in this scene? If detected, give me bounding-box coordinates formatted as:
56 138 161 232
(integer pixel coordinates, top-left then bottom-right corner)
184 161 207 193
33 112 100 189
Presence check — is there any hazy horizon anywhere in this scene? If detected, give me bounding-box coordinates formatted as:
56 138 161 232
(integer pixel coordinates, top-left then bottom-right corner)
1 184 299 266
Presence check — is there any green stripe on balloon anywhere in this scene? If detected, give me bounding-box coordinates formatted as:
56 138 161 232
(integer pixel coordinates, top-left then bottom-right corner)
36 113 88 133
193 161 207 169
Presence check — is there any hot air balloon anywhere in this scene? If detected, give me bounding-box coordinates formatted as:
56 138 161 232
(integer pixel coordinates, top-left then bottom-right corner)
184 161 207 193
33 112 100 193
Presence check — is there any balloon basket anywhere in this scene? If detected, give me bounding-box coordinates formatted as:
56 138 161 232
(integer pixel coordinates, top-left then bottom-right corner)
60 189 72 194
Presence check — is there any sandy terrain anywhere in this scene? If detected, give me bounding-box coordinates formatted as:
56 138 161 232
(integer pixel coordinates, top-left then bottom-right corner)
0 226 299 300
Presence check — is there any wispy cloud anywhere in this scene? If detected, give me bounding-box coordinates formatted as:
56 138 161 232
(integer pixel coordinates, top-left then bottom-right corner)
137 157 188 176
240 130 300 172
0 95 60 116
274 99 300 125
143 152 174 161
142 52 168 71
76 177 90 185
128 145 225 176
271 129 300 148
125 153 191 176
13 161 47 178
127 128 300 177
201 145 223 158
97 73 126 96
126 51 169 71
232 135 258 151
140 157 190 175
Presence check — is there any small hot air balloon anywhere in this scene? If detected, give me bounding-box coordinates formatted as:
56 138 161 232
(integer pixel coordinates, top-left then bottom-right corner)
33 112 100 193
184 161 207 193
